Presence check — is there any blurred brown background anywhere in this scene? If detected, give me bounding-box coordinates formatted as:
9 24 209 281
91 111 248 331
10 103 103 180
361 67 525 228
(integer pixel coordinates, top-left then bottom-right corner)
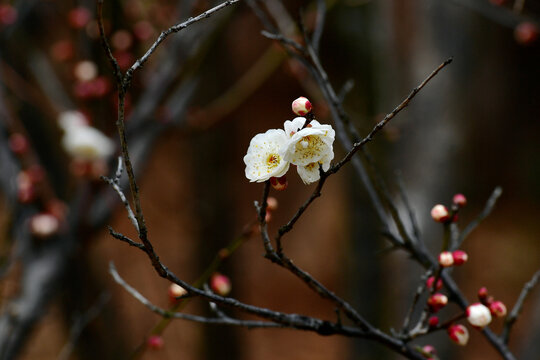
0 0 539 359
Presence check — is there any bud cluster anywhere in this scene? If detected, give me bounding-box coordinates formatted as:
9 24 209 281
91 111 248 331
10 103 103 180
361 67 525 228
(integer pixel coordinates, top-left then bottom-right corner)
430 193 468 224
477 287 508 318
437 250 468 268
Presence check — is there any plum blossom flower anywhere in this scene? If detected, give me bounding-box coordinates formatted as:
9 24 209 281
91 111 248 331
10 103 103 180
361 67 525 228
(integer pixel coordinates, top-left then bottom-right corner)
281 117 335 184
59 110 114 160
243 129 290 182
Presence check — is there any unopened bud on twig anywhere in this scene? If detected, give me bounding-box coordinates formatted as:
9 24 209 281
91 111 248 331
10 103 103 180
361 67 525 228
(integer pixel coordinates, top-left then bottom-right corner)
291 96 312 116
478 287 489 300
452 250 468 266
266 197 278 211
448 324 469 346
420 344 437 358
210 273 231 296
431 204 450 223
427 293 448 312
438 251 454 267
467 303 492 328
147 335 164 350
452 193 467 208
270 175 288 191
8 133 29 155
514 22 539 46
489 301 507 318
428 316 439 328
426 276 443 291
168 283 187 303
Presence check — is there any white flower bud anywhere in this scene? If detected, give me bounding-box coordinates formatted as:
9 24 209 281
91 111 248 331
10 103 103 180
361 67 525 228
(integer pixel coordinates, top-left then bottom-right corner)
467 303 492 328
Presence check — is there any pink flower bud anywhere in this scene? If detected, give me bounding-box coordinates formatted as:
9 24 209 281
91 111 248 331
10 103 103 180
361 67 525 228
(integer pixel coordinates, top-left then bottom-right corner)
428 316 439 328
0 4 18 25
467 303 492 328
427 293 448 313
489 301 507 317
8 133 29 155
210 273 231 296
168 283 187 303
452 193 467 207
426 276 443 291
68 7 91 29
266 197 278 211
478 287 488 300
438 251 454 267
421 345 436 358
270 175 288 191
448 324 469 346
514 22 539 46
291 96 312 116
431 204 450 223
452 250 468 265
29 213 60 238
147 335 164 350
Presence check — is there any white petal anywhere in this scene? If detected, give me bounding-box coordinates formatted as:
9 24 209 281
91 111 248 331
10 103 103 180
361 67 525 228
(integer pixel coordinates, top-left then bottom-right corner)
244 129 290 182
282 129 330 166
283 117 306 137
297 162 321 184
62 126 114 160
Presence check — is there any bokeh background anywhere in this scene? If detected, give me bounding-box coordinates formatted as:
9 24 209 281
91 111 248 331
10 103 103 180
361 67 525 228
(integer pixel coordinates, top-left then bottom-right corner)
0 0 539 359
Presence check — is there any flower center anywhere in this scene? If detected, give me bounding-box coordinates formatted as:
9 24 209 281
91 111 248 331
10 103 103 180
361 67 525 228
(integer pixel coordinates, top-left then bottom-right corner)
266 153 280 169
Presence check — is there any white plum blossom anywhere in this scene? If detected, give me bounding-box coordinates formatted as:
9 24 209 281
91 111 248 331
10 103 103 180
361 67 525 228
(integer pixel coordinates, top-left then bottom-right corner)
58 110 114 161
281 117 335 184
243 129 290 182
243 114 335 185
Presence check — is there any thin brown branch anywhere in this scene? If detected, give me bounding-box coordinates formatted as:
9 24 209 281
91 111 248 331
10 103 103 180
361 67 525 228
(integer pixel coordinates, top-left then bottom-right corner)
101 158 138 231
124 0 241 88
502 269 540 344
109 262 366 337
96 0 122 85
456 186 503 249
107 227 145 250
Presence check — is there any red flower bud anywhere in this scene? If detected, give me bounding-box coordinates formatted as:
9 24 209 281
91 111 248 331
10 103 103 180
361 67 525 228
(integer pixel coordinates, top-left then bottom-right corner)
431 204 450 223
514 22 539 46
428 316 439 328
8 133 29 155
427 293 448 313
448 324 469 346
426 276 443 291
147 335 164 350
478 287 488 300
452 250 468 266
452 193 467 207
68 7 91 29
270 175 288 191
489 301 507 317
